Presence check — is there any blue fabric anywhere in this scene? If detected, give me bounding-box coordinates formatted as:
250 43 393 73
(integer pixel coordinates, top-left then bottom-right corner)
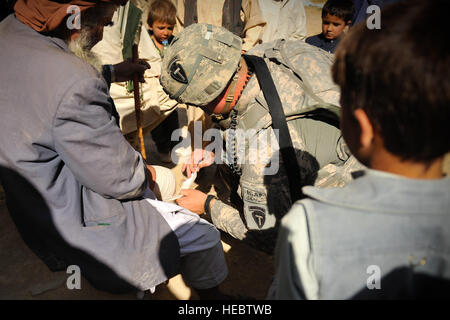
306 33 340 53
352 0 404 26
300 169 450 299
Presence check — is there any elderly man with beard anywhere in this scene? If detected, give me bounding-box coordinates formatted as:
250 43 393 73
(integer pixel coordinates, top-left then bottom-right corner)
0 0 229 298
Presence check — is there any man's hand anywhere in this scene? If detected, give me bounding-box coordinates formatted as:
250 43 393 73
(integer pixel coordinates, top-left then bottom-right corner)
146 164 156 191
176 189 209 215
182 149 215 178
114 59 150 83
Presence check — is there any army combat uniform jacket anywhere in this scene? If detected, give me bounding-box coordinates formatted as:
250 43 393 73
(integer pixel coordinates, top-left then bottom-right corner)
209 40 363 251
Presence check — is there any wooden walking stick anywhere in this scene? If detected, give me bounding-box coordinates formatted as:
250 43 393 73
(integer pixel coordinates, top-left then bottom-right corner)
132 43 147 160
120 1 147 159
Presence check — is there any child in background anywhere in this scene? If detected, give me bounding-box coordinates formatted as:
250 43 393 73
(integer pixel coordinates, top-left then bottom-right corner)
274 0 450 299
147 0 179 163
306 0 354 53
147 0 176 57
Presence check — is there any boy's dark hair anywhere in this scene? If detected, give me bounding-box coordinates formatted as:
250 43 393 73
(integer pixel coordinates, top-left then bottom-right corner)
147 0 176 26
322 0 355 23
332 0 450 162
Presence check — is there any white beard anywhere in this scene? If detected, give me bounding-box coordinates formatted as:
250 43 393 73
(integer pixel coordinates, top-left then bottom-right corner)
67 29 102 72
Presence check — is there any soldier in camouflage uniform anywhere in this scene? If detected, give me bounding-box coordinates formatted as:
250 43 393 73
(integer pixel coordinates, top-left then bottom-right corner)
160 24 363 253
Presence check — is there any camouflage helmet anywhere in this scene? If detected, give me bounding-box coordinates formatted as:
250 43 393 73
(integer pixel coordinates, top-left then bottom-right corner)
160 23 242 106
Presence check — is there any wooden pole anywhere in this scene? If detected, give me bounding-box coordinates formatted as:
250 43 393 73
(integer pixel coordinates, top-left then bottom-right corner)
132 44 147 161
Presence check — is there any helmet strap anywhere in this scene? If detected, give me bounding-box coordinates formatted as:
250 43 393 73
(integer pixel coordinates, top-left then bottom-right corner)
223 70 240 114
204 58 251 115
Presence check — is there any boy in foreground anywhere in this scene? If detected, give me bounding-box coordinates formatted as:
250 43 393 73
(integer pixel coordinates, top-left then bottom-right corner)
273 0 450 299
306 0 354 53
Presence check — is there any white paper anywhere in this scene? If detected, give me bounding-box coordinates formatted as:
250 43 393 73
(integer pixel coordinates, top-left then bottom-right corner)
166 171 198 201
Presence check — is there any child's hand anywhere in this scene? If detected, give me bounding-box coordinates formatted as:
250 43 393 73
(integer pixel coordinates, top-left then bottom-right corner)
182 149 215 178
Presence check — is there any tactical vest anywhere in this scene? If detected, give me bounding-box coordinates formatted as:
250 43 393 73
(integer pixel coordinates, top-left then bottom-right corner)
220 39 343 235
184 0 244 36
236 39 341 137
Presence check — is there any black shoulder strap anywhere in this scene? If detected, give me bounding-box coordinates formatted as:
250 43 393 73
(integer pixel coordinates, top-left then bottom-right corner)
244 54 304 202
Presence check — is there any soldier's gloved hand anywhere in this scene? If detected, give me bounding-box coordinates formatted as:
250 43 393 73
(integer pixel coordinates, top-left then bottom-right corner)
176 189 209 215
182 149 215 178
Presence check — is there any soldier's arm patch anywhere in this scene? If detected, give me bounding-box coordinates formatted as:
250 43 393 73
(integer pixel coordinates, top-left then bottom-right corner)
241 184 273 230
248 205 267 229
243 187 266 204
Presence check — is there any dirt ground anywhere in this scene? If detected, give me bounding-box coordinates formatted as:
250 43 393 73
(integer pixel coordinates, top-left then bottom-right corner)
1 5 449 300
